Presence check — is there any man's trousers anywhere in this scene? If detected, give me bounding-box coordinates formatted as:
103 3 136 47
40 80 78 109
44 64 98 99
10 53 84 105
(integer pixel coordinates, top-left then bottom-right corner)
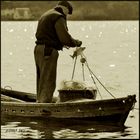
34 44 59 103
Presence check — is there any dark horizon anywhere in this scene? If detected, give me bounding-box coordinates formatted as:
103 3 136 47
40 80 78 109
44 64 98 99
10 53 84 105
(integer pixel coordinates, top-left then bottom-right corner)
1 1 139 21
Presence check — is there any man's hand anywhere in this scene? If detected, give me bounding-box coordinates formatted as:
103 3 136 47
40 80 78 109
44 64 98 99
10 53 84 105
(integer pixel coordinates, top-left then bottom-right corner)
63 45 70 49
75 40 82 47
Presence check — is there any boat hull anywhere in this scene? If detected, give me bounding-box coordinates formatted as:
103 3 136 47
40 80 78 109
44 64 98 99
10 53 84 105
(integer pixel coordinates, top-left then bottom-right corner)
1 88 36 102
1 95 136 126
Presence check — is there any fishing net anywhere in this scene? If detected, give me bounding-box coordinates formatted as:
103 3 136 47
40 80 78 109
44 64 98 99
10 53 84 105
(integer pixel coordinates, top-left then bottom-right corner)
59 80 84 90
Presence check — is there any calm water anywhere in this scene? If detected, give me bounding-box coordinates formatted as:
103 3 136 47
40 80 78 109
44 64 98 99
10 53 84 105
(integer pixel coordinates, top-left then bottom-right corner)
1 21 139 139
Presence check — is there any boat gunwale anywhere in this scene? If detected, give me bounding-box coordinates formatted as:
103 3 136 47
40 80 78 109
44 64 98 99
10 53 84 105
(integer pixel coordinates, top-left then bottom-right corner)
1 94 136 107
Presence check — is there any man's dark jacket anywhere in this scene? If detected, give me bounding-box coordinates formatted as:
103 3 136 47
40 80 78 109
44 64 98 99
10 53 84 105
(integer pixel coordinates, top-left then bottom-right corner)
35 8 76 50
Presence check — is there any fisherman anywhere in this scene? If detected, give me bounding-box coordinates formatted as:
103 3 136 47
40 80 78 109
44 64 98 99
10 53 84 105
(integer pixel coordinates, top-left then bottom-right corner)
34 1 82 103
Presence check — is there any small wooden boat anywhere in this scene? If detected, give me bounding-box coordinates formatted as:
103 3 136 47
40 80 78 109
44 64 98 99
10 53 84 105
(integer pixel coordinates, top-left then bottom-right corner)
1 88 136 126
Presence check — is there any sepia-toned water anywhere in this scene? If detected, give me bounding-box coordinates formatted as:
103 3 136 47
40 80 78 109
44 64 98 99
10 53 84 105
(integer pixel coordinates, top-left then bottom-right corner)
1 21 139 139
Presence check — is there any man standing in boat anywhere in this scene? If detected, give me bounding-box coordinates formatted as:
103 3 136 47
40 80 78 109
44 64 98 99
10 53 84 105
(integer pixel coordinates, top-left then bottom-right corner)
34 1 82 103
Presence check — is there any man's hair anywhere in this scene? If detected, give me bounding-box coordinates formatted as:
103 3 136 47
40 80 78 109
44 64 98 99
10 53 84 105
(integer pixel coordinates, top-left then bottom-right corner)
57 1 73 14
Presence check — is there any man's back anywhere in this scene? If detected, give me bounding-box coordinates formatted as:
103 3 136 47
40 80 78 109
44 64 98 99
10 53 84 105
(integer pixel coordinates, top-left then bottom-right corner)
35 8 65 50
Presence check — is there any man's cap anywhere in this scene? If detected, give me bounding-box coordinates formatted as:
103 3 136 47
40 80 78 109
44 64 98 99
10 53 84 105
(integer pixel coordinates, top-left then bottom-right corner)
57 1 73 14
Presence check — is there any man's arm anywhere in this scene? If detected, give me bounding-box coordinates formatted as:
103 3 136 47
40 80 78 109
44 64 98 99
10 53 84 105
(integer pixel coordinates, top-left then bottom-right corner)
55 17 82 47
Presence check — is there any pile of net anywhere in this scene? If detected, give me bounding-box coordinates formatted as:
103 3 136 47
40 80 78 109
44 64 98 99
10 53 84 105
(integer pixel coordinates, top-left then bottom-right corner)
59 80 95 90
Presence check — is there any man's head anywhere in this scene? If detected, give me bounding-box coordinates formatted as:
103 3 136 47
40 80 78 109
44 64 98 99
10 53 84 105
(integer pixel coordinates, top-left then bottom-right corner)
57 1 73 15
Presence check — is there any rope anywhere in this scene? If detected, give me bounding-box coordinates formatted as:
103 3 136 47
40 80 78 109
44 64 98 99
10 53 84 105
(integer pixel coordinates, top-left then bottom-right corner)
88 69 103 99
70 50 116 99
85 61 116 99
81 52 116 99
80 54 102 99
81 63 85 81
71 55 77 80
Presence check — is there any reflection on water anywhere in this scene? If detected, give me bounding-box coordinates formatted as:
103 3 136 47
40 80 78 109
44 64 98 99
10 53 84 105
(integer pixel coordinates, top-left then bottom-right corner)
1 115 137 139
